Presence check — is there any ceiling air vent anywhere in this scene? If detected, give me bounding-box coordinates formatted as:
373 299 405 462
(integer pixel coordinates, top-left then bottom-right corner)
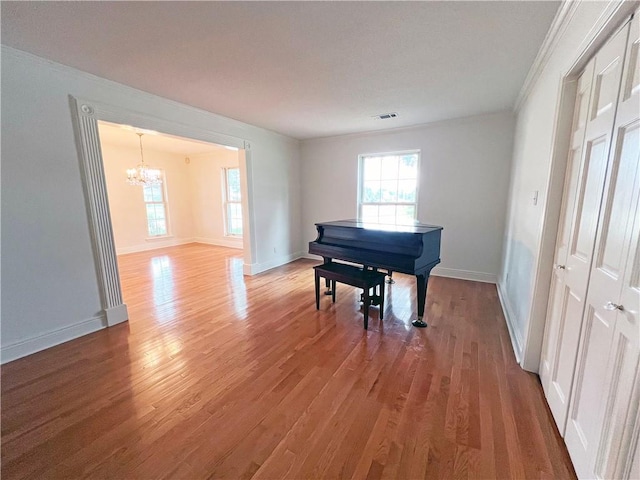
373 112 398 120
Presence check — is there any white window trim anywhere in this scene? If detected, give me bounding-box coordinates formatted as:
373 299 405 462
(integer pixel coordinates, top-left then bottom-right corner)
143 171 171 238
222 167 243 237
357 149 421 223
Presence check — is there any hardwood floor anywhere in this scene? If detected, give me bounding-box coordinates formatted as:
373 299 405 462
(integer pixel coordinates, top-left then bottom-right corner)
1 243 575 479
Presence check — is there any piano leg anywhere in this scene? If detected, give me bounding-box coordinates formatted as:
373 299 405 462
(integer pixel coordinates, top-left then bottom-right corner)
322 258 333 295
324 277 332 295
412 271 431 328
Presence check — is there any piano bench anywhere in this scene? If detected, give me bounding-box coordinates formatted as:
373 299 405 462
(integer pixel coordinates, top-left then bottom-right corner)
313 262 386 329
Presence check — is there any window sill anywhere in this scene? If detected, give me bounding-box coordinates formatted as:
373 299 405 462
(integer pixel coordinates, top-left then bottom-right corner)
145 235 173 241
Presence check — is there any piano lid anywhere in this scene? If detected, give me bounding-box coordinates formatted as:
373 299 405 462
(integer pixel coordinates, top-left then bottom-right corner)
316 219 442 235
310 218 442 274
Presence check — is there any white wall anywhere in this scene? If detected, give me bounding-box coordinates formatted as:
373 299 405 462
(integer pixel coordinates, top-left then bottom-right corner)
101 142 195 253
250 135 303 268
189 150 242 249
1 46 301 362
499 1 637 370
301 111 515 282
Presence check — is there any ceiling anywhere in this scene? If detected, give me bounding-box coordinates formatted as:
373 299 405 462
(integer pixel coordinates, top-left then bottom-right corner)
1 1 560 140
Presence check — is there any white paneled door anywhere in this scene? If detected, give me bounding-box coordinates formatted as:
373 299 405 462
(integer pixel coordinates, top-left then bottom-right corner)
564 16 640 479
541 12 640 479
540 62 595 432
539 24 627 434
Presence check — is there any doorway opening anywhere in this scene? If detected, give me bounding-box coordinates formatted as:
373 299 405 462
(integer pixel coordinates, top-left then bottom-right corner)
70 96 255 328
97 121 246 255
96 121 249 325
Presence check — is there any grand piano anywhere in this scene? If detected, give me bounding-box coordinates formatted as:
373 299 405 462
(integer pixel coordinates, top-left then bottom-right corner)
308 219 443 327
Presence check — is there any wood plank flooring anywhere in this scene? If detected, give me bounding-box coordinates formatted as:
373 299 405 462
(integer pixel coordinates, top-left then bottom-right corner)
1 243 576 479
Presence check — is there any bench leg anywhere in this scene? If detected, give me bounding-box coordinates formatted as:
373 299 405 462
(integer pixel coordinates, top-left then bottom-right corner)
379 282 384 320
315 271 320 310
331 280 336 303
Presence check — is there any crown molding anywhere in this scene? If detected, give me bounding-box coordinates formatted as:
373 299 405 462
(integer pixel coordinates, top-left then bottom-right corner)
515 0 638 113
514 0 581 112
565 0 639 75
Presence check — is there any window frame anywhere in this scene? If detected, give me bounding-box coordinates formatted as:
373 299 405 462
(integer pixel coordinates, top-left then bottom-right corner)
142 172 170 238
357 150 421 225
222 167 243 237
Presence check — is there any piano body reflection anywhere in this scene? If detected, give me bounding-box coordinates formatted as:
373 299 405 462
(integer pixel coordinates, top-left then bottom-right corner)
308 219 443 327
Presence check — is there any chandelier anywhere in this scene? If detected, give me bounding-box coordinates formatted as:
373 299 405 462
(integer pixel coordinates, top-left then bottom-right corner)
126 133 162 186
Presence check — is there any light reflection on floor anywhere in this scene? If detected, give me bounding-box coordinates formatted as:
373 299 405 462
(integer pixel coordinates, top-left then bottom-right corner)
150 255 177 322
119 245 428 406
227 256 248 319
140 336 184 370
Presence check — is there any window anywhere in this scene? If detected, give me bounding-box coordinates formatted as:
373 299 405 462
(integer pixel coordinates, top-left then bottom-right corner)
143 179 168 237
223 167 242 236
358 151 419 225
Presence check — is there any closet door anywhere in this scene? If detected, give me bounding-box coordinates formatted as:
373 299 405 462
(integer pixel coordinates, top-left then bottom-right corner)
564 16 639 479
540 22 628 434
539 61 595 431
594 16 640 480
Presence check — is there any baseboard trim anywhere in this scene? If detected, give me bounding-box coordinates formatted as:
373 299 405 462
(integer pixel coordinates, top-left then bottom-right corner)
116 237 195 255
430 267 497 284
105 303 129 326
194 237 243 250
244 251 304 275
496 280 523 363
1 314 107 364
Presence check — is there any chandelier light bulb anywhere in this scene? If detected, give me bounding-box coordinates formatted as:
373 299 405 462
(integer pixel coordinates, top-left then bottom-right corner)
126 132 162 186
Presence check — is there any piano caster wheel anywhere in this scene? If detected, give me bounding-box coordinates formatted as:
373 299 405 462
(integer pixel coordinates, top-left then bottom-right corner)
324 289 333 296
412 318 428 328
386 277 395 284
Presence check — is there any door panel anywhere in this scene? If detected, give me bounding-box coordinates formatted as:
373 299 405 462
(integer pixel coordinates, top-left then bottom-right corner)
551 289 584 404
571 136 609 264
591 53 624 119
595 334 639 479
596 124 639 277
622 33 639 100
561 147 589 254
566 306 615 453
540 64 596 429
540 275 563 385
